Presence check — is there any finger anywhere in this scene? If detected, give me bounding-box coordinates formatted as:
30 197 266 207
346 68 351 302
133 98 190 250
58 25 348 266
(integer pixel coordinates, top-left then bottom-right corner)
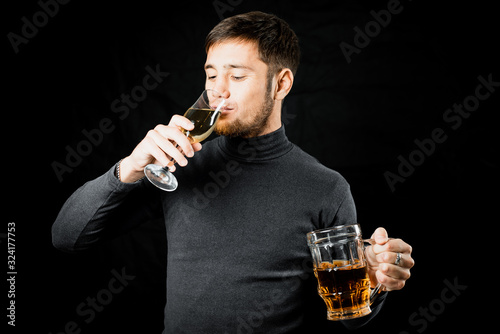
372 238 412 255
168 116 202 154
376 252 415 269
155 125 194 162
148 128 189 167
370 227 389 245
381 262 411 280
154 124 195 160
379 261 411 281
192 142 202 152
140 134 173 167
168 115 195 130
375 270 407 291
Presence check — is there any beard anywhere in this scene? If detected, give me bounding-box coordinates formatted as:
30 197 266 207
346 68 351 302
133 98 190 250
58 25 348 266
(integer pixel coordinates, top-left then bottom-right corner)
215 81 275 138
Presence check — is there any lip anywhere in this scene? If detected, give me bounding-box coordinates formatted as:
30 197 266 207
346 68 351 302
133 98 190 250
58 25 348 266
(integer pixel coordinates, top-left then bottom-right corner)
212 105 234 115
221 109 236 117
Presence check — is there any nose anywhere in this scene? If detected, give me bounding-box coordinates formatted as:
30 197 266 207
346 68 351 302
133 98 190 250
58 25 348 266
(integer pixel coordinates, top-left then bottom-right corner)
212 78 230 99
219 88 230 99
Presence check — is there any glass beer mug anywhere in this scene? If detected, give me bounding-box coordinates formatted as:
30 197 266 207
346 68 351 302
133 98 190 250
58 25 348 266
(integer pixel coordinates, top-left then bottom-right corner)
307 224 382 320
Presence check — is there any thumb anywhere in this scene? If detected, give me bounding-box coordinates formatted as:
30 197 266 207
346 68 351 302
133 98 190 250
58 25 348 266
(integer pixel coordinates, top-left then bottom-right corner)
371 227 389 245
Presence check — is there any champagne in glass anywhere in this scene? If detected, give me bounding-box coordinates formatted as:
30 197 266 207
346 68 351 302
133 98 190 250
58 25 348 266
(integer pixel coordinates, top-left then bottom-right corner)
181 107 220 143
144 89 225 191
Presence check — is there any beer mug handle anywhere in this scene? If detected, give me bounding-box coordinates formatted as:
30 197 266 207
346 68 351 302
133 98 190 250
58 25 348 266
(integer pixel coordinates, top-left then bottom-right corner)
363 239 383 305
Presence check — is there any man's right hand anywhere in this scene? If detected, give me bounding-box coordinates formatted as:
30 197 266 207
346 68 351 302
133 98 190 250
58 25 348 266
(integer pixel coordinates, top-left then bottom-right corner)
118 115 202 183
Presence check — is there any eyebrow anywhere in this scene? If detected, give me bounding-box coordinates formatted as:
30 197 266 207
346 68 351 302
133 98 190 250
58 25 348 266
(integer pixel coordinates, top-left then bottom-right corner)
204 64 254 71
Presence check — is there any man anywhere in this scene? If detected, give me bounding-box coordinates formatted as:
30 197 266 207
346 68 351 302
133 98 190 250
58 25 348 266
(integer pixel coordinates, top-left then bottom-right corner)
53 11 414 333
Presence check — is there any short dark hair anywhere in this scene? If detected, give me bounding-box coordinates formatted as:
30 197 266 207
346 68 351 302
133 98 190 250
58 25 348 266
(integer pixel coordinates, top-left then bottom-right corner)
205 11 300 75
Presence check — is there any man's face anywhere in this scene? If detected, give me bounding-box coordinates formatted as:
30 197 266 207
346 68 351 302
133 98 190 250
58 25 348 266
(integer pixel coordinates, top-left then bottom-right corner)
204 40 275 138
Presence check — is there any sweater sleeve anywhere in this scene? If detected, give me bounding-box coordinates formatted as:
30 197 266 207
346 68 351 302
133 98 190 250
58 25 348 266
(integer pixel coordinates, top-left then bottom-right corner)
52 163 162 253
331 184 357 226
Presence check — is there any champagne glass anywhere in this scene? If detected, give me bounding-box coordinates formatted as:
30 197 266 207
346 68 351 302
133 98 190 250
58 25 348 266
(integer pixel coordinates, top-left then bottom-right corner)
144 89 225 191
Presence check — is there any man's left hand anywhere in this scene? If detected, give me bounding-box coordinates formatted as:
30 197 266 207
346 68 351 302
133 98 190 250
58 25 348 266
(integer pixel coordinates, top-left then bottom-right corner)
365 227 414 291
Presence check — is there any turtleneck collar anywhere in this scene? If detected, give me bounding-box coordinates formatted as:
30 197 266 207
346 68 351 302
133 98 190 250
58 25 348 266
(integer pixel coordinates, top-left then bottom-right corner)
218 125 294 162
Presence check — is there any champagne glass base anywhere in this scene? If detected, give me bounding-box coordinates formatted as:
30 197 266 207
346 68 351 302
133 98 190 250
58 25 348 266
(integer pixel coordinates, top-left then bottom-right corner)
144 164 178 192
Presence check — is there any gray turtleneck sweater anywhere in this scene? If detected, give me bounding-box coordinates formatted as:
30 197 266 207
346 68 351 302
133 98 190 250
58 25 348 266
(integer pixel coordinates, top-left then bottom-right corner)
52 126 386 333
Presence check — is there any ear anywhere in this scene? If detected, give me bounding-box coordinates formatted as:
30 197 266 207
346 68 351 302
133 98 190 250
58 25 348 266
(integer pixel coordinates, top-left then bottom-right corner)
274 68 294 101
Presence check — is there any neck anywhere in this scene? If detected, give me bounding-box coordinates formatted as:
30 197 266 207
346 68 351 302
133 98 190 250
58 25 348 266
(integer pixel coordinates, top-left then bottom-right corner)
219 125 293 162
242 102 282 138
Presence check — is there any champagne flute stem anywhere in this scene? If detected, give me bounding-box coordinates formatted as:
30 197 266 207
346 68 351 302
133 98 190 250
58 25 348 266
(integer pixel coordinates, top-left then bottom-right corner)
159 130 192 174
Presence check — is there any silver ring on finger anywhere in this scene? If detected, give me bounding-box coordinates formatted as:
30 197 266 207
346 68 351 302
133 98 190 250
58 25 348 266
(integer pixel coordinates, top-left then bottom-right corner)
394 252 402 266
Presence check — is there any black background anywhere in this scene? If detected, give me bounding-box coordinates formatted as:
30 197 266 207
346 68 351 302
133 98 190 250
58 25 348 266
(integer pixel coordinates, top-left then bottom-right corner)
4 0 498 333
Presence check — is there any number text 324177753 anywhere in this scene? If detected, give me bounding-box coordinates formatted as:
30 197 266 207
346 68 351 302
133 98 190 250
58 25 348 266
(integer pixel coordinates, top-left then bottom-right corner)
6 222 16 327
